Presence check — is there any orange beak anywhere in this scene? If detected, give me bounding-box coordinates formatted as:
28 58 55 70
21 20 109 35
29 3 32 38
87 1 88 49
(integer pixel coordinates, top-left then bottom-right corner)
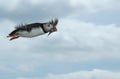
53 26 57 32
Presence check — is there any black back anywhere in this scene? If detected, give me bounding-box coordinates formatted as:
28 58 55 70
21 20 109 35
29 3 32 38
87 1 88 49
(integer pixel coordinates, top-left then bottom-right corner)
9 23 44 36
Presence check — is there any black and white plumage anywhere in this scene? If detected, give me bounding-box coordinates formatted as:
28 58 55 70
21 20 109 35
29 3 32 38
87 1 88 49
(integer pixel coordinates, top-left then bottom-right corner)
7 19 58 41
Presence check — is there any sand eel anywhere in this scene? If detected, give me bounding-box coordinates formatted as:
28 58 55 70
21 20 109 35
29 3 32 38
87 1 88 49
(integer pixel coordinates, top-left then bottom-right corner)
7 19 58 41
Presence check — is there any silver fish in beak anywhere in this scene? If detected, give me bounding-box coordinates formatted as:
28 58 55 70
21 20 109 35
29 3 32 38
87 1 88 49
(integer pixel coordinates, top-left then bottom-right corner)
48 28 54 36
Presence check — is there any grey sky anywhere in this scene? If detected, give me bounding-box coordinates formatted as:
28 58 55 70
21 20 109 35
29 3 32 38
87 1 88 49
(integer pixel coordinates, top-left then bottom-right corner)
0 0 120 79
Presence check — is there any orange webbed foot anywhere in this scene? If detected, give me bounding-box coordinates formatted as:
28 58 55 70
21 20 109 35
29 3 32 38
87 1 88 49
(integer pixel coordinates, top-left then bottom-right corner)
8 35 20 41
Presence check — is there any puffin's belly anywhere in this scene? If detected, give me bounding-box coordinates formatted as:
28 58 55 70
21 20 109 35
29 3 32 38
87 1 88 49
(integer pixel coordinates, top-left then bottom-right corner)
18 28 45 37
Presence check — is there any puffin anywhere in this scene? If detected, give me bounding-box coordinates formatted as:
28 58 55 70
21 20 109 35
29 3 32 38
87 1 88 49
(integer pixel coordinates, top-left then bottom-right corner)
7 19 58 41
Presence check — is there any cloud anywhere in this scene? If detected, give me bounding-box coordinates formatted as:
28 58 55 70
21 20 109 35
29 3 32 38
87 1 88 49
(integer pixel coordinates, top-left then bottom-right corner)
16 69 120 79
69 0 120 12
0 0 120 22
0 65 12 72
44 69 120 79
0 0 21 11
0 0 72 22
0 0 120 79
15 64 35 72
1 0 120 12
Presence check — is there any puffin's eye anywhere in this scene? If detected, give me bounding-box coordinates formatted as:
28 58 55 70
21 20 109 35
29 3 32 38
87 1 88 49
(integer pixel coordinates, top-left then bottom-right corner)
48 24 50 27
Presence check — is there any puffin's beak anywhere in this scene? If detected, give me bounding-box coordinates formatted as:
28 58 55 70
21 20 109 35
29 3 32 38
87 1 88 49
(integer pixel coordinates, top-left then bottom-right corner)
53 19 58 31
48 26 57 36
53 25 57 31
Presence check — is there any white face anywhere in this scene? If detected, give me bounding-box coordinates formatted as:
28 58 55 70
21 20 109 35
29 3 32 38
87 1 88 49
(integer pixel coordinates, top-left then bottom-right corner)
43 23 53 31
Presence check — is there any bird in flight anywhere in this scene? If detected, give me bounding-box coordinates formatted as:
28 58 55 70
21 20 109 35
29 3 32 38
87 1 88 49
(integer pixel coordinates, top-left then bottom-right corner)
7 19 58 41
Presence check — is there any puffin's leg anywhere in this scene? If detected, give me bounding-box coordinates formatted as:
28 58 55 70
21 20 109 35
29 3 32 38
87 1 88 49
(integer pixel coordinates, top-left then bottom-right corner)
10 35 20 41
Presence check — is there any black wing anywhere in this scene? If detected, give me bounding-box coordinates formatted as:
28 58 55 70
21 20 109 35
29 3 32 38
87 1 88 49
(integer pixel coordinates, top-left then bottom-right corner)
15 23 44 32
9 23 44 36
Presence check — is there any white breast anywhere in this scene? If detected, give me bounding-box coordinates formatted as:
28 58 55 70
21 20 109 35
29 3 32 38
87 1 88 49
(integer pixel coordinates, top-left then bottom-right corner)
17 27 45 38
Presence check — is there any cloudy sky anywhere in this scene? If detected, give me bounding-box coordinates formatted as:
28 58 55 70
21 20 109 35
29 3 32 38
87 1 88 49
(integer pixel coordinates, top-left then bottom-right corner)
0 0 120 79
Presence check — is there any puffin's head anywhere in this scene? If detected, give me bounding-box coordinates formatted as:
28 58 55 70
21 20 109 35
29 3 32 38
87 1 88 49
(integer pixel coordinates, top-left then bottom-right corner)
47 19 58 36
